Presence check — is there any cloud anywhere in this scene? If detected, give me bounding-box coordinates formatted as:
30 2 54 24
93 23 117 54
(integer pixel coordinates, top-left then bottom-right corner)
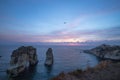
48 26 120 42
75 26 120 40
0 33 75 42
96 26 120 39
65 7 120 28
0 25 120 43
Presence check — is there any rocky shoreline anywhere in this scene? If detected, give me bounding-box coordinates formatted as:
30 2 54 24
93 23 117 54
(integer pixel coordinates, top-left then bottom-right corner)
51 44 120 80
51 60 120 80
5 44 120 79
84 44 120 61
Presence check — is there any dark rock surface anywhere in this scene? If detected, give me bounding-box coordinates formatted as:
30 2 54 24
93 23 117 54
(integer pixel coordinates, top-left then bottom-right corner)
7 46 38 77
44 48 54 66
84 44 120 60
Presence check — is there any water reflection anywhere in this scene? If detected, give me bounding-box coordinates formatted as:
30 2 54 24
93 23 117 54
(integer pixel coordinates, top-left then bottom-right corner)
45 65 53 74
8 66 37 80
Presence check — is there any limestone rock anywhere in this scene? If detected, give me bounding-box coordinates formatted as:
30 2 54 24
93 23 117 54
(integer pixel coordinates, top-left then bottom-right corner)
7 46 38 77
45 48 54 66
84 44 120 60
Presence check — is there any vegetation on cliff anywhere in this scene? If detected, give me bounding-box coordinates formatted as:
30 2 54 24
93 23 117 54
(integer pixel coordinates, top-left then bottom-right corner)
52 60 120 80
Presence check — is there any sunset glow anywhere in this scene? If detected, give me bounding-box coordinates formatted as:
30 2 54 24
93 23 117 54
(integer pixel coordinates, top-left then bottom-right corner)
0 0 120 43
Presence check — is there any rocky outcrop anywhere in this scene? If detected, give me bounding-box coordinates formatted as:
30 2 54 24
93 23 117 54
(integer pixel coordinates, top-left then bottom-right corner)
7 46 38 77
84 44 120 60
44 48 54 66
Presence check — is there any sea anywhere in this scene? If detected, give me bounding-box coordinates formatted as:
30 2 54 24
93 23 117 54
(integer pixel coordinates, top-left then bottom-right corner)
0 44 99 80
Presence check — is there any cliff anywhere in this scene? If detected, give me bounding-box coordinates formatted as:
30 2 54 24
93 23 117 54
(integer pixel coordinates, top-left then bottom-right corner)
84 44 120 60
44 48 54 66
6 46 38 77
51 60 120 80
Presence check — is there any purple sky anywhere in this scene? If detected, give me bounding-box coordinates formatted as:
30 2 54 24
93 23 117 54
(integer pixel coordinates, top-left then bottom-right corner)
0 0 120 43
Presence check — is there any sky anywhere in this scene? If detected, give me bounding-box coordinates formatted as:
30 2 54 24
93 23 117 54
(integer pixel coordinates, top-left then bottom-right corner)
0 0 120 43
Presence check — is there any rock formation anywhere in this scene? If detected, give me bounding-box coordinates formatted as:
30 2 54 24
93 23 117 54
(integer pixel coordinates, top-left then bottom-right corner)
84 44 120 60
44 48 54 66
7 46 38 77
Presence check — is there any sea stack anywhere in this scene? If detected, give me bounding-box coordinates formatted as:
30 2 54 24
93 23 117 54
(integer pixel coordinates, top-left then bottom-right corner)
45 48 54 66
7 46 38 77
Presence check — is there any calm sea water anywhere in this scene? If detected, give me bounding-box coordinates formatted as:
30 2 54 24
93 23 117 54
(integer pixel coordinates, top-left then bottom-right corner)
0 45 99 80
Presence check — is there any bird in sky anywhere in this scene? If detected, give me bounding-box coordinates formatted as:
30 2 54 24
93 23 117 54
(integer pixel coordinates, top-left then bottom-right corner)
64 22 67 24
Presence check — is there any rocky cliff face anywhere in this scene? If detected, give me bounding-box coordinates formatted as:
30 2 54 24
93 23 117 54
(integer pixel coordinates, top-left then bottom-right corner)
84 44 120 60
7 46 38 77
44 48 54 66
